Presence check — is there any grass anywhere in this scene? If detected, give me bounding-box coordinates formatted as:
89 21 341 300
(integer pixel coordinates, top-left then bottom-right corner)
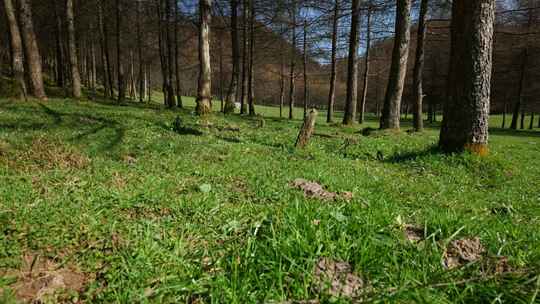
0 94 539 303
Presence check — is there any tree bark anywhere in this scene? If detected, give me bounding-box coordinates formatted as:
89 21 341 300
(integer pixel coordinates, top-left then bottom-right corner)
295 109 318 148
17 0 46 99
3 0 27 99
511 48 528 130
288 0 297 120
116 0 126 103
380 0 411 130
247 0 256 116
137 0 144 102
439 0 495 155
98 0 113 98
66 0 82 98
196 0 212 115
240 0 249 114
302 19 308 120
279 54 285 118
165 0 175 107
412 0 429 131
326 0 339 123
53 0 65 89
224 0 240 113
342 0 361 125
174 0 183 108
359 7 372 124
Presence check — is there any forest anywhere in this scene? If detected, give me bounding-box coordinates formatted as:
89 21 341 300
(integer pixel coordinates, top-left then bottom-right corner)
0 0 539 303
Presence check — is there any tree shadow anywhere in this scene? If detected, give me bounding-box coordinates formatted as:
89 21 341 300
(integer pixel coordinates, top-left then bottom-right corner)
490 127 540 138
384 145 442 163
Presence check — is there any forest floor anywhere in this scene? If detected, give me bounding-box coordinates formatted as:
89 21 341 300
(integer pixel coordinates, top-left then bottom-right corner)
0 95 539 303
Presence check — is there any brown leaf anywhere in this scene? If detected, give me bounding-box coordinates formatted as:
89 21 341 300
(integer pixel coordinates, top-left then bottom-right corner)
313 258 364 298
291 179 351 201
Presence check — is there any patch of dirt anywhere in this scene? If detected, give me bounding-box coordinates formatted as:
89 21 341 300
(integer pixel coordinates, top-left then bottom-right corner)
312 258 364 298
403 224 425 242
443 237 485 269
3 253 90 303
14 137 89 171
291 179 353 201
121 154 137 166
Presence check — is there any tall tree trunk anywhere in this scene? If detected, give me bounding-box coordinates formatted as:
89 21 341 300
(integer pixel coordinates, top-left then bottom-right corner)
288 0 297 120
3 0 26 99
66 0 82 98
53 0 65 89
342 0 361 125
529 112 535 130
247 0 256 116
359 6 372 124
98 0 113 98
165 0 175 107
412 0 428 131
174 0 183 108
327 0 339 123
439 0 495 155
380 0 411 130
156 0 167 106
196 0 212 115
137 0 144 102
116 0 125 103
279 54 285 118
17 0 46 99
240 0 248 114
302 19 308 119
224 0 240 113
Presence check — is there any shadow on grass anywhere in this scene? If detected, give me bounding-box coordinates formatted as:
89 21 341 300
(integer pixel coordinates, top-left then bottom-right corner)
385 145 442 163
490 127 540 138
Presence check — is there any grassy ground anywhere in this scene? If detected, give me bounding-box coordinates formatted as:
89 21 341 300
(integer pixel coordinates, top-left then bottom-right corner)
0 95 539 303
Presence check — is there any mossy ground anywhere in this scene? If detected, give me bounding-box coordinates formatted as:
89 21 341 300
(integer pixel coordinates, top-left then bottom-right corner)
0 95 539 303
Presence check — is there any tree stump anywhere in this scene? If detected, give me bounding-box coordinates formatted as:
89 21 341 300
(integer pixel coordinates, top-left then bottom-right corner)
295 109 318 148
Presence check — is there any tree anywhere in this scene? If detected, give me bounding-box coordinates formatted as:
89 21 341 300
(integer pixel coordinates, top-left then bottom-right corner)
240 0 249 114
66 0 82 98
137 0 144 102
3 0 26 99
116 0 126 103
196 0 213 115
439 0 495 155
17 0 46 99
326 0 340 123
359 6 372 124
412 0 429 131
302 19 308 119
342 0 361 125
174 0 183 107
98 0 113 98
53 0 65 90
224 0 240 113
288 0 297 120
380 0 412 130
247 0 256 116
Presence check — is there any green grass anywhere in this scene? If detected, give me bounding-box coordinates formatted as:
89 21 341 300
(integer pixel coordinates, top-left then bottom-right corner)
0 95 539 303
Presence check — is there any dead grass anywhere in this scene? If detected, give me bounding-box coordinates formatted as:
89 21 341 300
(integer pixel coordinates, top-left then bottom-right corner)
11 137 89 171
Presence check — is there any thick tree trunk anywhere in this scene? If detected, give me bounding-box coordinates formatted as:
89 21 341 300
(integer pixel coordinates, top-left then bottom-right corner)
380 0 412 130
342 0 360 125
66 0 82 98
3 0 27 99
439 0 495 155
288 1 297 120
196 0 212 115
224 0 240 113
302 20 308 120
359 7 372 124
174 0 183 108
327 0 339 123
17 0 46 99
116 0 125 103
247 0 256 116
412 0 428 131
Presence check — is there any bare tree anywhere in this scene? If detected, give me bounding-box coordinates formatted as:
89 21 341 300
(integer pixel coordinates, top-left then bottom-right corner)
343 0 361 125
66 0 82 98
196 0 213 115
288 0 297 120
439 0 495 155
412 0 429 131
224 0 240 113
327 0 340 123
380 0 412 130
359 6 372 124
3 0 26 99
116 0 126 103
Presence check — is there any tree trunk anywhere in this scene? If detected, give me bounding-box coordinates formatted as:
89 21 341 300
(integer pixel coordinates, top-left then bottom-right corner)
196 0 212 115
174 0 183 108
295 109 318 148
116 0 125 103
501 95 507 128
529 113 535 130
224 0 240 113
240 0 249 114
165 0 175 107
3 0 27 99
98 0 113 98
302 19 308 120
247 0 256 116
66 0 82 98
511 48 527 130
288 0 297 120
342 0 360 125
53 0 65 89
327 0 339 123
439 0 495 155
412 0 428 131
137 0 144 102
359 7 372 124
17 0 46 99
279 54 285 118
380 0 411 130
